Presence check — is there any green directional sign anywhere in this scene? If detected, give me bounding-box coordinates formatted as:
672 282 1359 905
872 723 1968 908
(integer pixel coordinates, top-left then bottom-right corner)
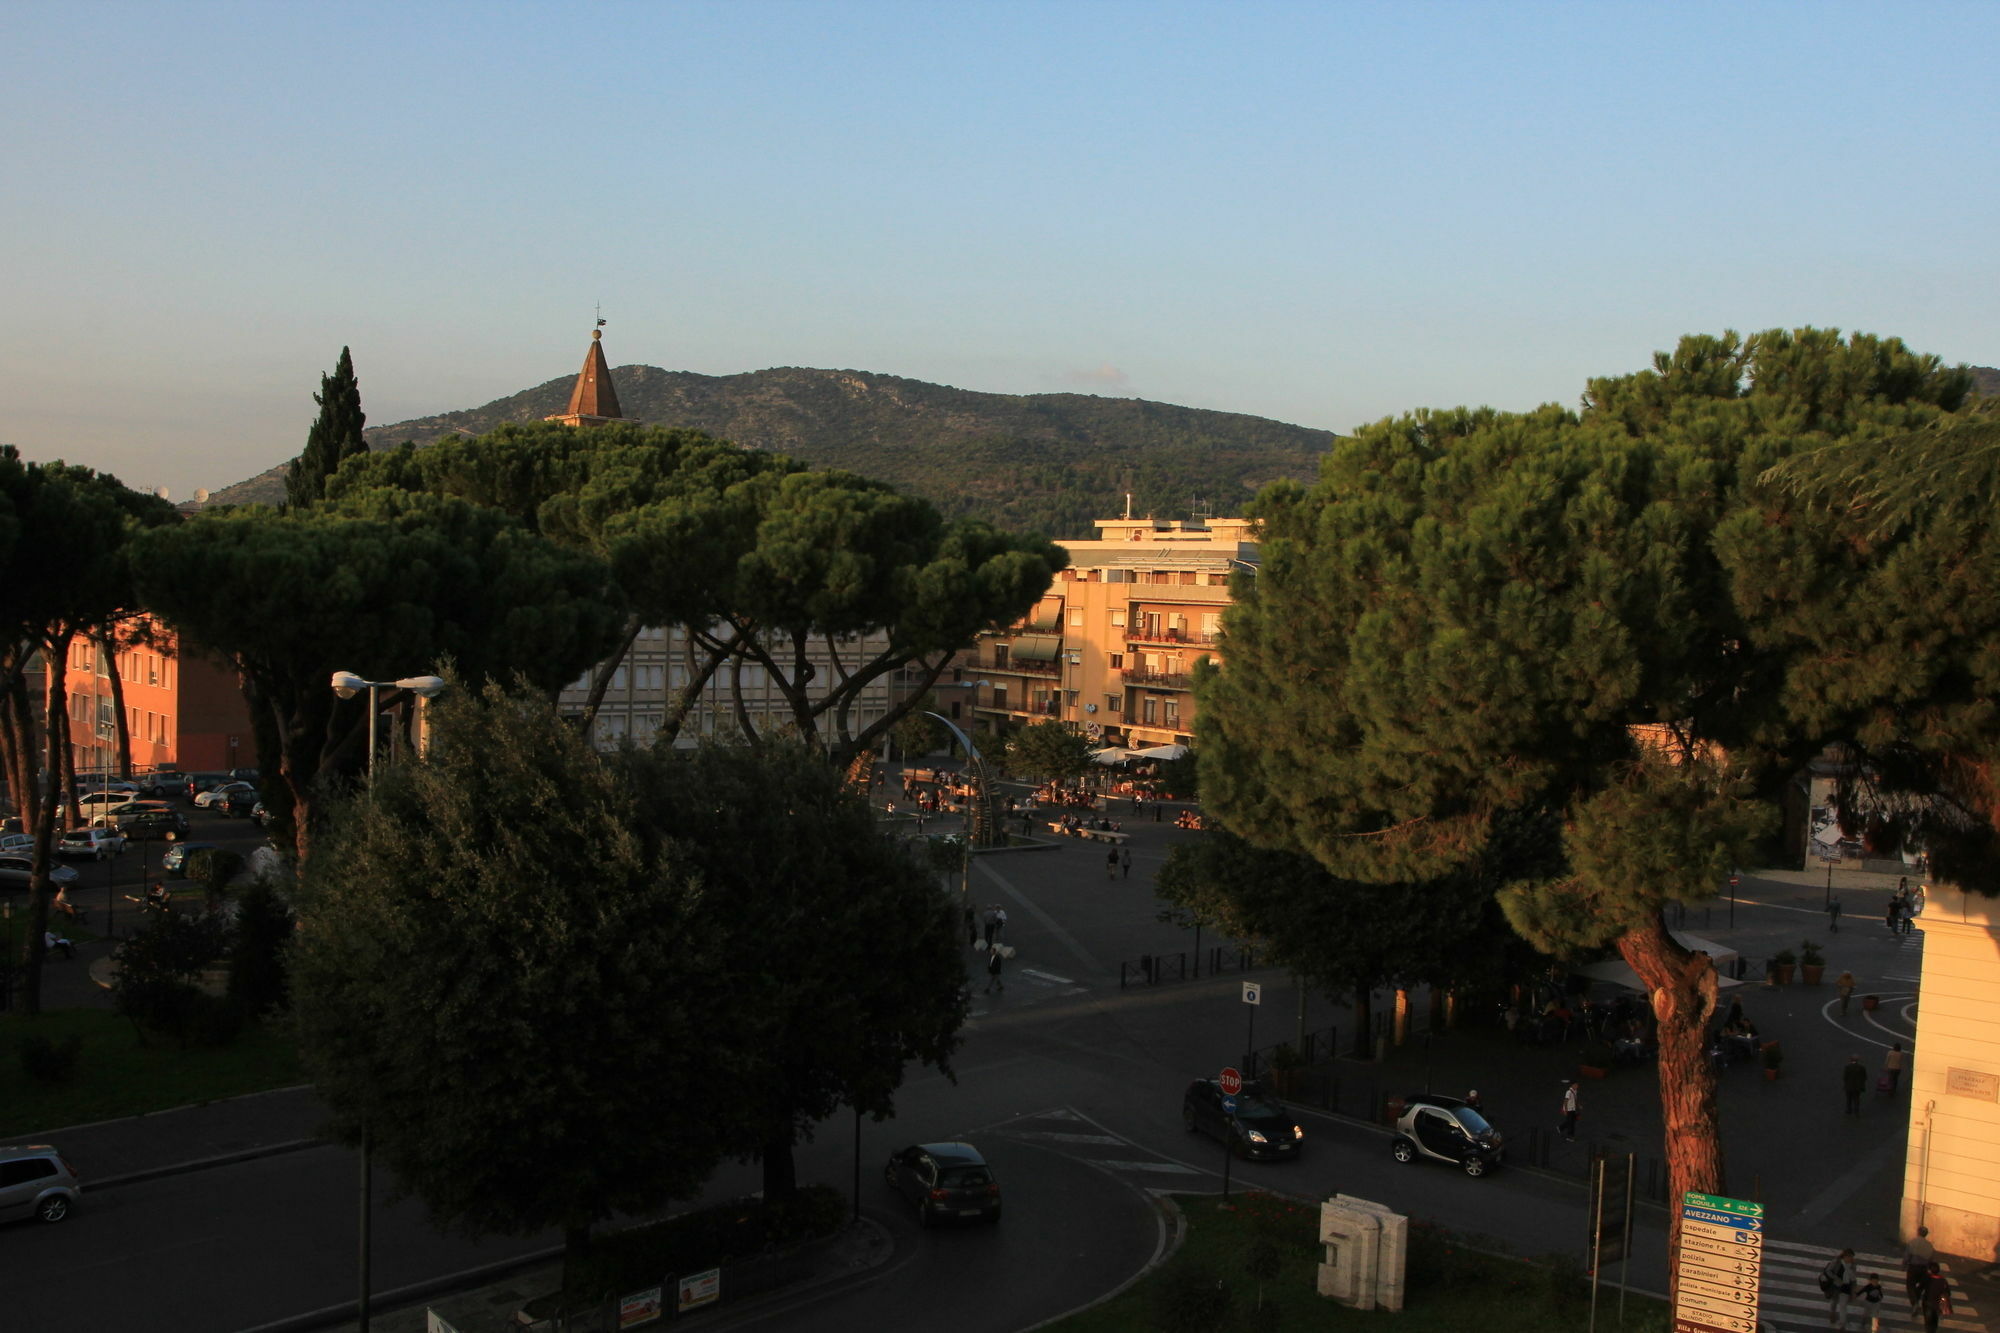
1683 1191 1763 1218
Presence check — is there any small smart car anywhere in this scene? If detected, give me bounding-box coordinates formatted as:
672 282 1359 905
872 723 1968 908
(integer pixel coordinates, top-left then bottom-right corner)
1390 1093 1503 1177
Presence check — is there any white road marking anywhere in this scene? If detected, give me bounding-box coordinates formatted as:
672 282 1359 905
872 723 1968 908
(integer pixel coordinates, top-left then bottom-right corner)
1006 1131 1127 1145
1087 1159 1205 1175
1019 968 1076 985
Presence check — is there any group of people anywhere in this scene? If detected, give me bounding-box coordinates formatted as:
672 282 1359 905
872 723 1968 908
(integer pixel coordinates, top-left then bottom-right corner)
1819 1226 1952 1332
1886 877 1923 935
1172 810 1207 830
1053 812 1119 834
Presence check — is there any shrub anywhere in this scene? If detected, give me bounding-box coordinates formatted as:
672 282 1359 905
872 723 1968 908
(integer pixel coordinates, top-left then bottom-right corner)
227 879 296 1016
113 910 231 1047
19 1033 83 1084
186 847 246 901
569 1185 848 1300
1149 1257 1234 1333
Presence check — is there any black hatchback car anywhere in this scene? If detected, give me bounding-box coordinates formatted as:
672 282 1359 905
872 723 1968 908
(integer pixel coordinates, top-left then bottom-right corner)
1182 1078 1303 1160
1390 1093 1504 1177
883 1142 1001 1226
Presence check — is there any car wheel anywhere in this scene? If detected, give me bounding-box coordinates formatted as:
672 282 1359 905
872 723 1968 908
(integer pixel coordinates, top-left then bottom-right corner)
917 1201 933 1228
1182 1104 1199 1134
1463 1156 1488 1178
36 1195 71 1223
883 1163 898 1187
1391 1138 1416 1164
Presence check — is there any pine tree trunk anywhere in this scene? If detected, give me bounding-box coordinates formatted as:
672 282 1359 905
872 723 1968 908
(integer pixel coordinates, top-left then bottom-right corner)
1614 912 1725 1304
101 627 133 778
762 1134 799 1202
560 1223 592 1318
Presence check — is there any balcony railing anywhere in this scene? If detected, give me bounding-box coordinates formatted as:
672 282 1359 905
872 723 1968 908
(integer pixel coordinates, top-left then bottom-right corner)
985 657 1060 676
1125 628 1218 647
1123 668 1192 689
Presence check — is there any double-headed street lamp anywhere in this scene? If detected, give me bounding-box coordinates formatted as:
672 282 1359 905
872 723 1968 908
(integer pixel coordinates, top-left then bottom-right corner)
328 670 445 1333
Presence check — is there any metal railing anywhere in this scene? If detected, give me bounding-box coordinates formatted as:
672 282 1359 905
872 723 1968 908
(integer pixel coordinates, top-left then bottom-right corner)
1117 944 1259 989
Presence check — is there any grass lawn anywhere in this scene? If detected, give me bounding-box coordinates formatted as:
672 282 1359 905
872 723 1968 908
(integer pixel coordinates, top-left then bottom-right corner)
0 1007 303 1138
1050 1192 1670 1333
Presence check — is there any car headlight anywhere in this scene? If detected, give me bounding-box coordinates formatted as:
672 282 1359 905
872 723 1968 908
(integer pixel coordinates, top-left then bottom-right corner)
1245 1129 1269 1144
1292 1125 1304 1140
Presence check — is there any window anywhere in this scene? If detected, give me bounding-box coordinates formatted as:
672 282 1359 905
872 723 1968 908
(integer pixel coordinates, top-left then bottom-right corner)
1164 700 1180 728
992 686 1009 711
1142 696 1158 724
1110 609 1126 627
611 667 628 691
1202 613 1221 638
1107 694 1122 714
1109 653 1123 669
670 665 688 689
950 701 962 719
993 645 1010 669
1068 608 1083 627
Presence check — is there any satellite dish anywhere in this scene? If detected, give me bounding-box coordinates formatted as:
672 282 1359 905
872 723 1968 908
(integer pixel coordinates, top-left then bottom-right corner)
153 486 170 500
193 488 210 503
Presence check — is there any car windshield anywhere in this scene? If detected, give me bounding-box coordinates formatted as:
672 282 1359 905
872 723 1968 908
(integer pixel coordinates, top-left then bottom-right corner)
1452 1107 1494 1136
938 1167 991 1187
1236 1094 1286 1119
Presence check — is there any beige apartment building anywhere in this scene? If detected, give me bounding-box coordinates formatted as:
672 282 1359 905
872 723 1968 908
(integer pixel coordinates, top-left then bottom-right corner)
962 514 1256 751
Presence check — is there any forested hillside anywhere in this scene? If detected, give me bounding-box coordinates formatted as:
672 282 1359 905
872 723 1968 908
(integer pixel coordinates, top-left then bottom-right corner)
207 365 1337 538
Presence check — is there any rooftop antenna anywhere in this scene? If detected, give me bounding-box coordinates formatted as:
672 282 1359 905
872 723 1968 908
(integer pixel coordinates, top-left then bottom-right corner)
595 301 606 329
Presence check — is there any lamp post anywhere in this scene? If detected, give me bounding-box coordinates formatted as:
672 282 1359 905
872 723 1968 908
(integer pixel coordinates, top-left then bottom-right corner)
328 670 446 1333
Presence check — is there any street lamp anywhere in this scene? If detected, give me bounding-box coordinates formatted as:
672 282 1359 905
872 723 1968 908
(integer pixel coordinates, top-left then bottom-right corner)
328 670 445 1333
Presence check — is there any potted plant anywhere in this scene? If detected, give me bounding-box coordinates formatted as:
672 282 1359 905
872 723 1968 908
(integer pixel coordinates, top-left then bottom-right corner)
1799 939 1825 985
1862 994 1881 1012
1580 1039 1616 1079
1762 1041 1783 1081
1772 948 1797 985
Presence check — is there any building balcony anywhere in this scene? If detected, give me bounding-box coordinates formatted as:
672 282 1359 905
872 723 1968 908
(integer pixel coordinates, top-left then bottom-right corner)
1125 628 1218 647
1123 668 1192 690
984 657 1060 677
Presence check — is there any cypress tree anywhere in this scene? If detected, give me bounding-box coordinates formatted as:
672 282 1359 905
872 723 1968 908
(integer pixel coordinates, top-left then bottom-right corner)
285 346 367 509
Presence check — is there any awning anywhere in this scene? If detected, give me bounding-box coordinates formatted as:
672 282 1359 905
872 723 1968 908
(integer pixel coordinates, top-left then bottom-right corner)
1578 932 1742 992
1090 747 1132 766
1011 634 1061 662
1130 743 1189 761
1029 602 1063 632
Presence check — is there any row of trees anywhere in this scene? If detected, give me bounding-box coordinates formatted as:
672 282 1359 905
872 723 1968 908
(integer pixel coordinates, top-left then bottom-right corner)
1191 327 1992 1278
292 681 965 1283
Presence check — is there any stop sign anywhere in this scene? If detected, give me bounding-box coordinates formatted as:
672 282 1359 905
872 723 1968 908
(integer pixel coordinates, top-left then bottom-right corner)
1218 1067 1243 1097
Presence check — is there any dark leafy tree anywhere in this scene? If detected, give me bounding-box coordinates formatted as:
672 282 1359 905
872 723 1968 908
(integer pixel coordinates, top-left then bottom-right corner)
226 879 295 1018
292 678 723 1288
112 908 233 1047
285 347 368 509
1000 720 1095 785
627 741 966 1201
133 493 625 865
891 694 949 759
1197 329 1970 1278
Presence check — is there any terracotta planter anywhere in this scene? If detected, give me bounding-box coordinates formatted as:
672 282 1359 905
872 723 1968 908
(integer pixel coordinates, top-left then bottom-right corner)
1579 1065 1609 1080
1862 995 1880 1012
1764 1068 1780 1081
1775 964 1796 984
1801 964 1825 985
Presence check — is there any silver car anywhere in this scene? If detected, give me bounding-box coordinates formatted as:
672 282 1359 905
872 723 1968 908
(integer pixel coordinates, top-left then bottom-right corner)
0 1145 81 1224
0 855 80 892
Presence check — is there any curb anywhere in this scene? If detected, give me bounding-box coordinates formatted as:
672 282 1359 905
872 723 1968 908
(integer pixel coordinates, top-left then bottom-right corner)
1016 1183 1186 1330
233 1247 564 1333
94 1136 324 1191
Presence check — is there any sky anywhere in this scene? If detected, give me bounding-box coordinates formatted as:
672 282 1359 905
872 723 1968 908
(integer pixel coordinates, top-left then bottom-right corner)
4 1 1995 500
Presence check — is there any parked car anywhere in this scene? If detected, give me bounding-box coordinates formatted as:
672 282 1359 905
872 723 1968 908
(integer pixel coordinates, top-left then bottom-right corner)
227 767 260 784
133 771 185 798
1182 1078 1304 1160
0 856 80 891
194 781 256 810
57 828 127 860
883 1142 1002 1226
214 786 259 818
119 807 190 839
1389 1093 1504 1177
183 772 231 800
249 801 271 828
0 833 35 855
75 787 140 812
0 1145 81 1224
162 841 217 877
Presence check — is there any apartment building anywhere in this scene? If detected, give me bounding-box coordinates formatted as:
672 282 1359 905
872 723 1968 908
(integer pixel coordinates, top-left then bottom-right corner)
963 514 1256 751
62 617 256 776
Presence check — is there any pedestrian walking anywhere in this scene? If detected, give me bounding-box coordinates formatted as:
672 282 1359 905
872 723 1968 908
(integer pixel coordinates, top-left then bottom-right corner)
1843 1055 1868 1114
1886 897 1903 934
1105 847 1119 880
985 944 1005 993
1884 1042 1907 1091
1120 846 1133 878
1858 1273 1885 1333
1558 1080 1580 1140
982 907 999 948
964 906 978 949
1836 970 1856 1016
1820 1249 1857 1328
1918 1262 1951 1333
1828 895 1842 932
1903 1225 1935 1312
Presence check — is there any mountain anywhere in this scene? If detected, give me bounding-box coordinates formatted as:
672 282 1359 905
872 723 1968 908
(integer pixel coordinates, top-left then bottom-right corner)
204 366 1338 539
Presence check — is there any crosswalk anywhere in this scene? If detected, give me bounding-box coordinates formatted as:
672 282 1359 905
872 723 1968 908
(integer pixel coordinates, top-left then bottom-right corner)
993 1107 1206 1188
966 964 1089 1020
1755 1237 1985 1332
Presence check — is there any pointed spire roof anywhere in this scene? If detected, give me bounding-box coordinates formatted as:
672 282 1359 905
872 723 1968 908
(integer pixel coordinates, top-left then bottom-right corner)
546 328 623 427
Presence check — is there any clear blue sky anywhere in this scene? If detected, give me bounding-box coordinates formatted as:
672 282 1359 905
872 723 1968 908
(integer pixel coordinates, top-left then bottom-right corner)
4 2 1994 498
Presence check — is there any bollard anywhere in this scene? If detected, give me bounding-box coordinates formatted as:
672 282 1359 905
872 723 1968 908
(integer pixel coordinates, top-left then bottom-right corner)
1141 953 1154 983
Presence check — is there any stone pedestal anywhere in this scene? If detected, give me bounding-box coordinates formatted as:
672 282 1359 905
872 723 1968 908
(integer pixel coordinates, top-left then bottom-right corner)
1317 1194 1407 1311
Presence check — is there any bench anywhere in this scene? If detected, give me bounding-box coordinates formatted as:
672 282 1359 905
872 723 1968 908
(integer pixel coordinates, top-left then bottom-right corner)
1047 822 1130 844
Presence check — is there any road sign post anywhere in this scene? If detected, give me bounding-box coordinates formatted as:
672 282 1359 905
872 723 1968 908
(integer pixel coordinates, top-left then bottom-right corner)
1242 981 1261 1075
1218 1066 1242 1199
1588 1153 1635 1333
1672 1191 1763 1333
